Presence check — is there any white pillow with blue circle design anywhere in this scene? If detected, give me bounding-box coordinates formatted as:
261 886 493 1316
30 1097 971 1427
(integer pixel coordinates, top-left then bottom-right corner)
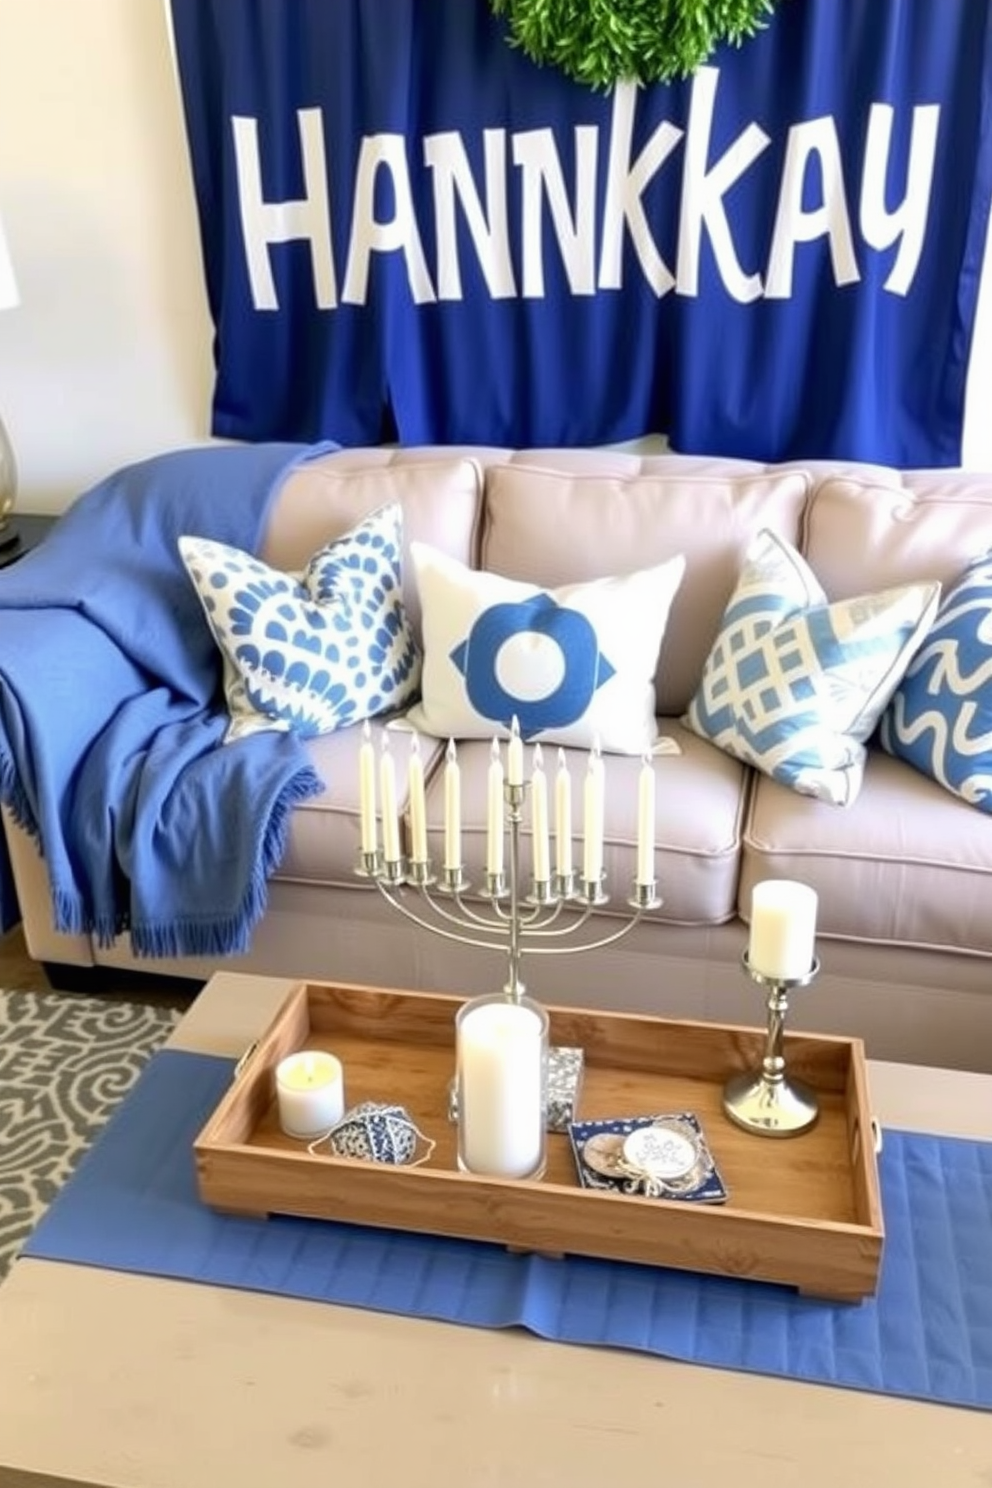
683 528 940 806
403 542 686 754
878 552 992 811
179 503 421 742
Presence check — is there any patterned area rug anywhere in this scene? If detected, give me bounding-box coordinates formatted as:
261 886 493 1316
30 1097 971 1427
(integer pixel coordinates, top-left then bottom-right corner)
0 989 182 1282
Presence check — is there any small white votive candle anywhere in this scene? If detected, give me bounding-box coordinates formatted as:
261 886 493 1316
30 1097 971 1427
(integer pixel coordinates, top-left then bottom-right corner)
456 996 547 1180
275 1050 345 1138
748 880 818 981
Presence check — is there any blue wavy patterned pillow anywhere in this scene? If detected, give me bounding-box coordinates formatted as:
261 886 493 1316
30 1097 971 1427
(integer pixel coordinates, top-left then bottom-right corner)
879 553 992 811
180 503 421 740
683 529 940 805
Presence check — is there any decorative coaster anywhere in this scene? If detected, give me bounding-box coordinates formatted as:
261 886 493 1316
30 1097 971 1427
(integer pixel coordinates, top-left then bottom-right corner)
568 1112 729 1203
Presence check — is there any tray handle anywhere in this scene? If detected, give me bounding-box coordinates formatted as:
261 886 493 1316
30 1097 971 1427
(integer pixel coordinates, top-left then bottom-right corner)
233 1039 260 1081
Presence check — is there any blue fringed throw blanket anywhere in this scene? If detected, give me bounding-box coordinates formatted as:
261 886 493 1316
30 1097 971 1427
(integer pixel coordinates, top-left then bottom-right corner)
0 443 331 955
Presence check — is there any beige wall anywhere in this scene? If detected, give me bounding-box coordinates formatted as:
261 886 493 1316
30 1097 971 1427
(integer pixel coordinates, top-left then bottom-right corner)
0 0 990 515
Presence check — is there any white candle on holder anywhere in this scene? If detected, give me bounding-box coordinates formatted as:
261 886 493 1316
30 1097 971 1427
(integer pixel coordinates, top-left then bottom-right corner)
531 743 550 883
379 735 401 864
507 714 524 787
359 720 377 856
456 997 547 1178
275 1050 345 1138
555 748 573 880
636 752 655 887
582 743 605 885
444 738 461 871
486 737 504 877
407 733 428 863
748 880 819 980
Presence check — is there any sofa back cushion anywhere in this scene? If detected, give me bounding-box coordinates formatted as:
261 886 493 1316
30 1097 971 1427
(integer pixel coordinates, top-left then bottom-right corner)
480 463 811 715
261 450 484 642
803 472 992 599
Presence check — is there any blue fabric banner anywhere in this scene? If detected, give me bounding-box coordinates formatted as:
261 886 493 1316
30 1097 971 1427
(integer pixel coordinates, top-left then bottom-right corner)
169 0 992 464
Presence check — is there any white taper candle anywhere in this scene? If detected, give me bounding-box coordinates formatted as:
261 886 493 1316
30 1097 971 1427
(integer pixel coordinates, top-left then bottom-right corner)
407 732 428 863
444 738 461 872
555 748 573 880
582 743 605 885
636 752 655 887
379 734 401 864
487 737 504 876
358 720 377 855
507 714 524 787
531 743 550 883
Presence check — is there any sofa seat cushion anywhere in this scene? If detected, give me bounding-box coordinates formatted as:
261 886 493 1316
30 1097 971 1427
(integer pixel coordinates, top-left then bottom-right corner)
741 748 992 955
420 721 746 926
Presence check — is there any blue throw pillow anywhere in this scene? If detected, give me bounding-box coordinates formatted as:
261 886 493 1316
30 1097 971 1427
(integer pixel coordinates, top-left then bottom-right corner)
683 529 940 805
180 503 421 740
879 552 992 810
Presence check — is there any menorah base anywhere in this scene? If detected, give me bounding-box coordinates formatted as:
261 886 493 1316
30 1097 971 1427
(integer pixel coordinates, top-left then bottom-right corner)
722 1070 819 1138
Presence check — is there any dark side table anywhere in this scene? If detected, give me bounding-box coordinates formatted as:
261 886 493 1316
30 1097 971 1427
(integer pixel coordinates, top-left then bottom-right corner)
0 513 58 569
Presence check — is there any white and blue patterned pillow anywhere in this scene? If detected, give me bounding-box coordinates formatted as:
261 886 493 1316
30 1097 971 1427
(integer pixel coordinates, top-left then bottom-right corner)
403 542 686 754
180 503 421 741
683 529 940 805
879 552 992 811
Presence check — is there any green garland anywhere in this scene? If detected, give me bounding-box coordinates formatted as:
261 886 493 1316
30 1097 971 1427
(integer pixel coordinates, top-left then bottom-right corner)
490 0 779 89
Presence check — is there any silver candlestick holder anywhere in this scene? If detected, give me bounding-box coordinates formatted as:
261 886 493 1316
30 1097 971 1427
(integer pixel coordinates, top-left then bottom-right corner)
722 951 821 1137
356 779 661 1004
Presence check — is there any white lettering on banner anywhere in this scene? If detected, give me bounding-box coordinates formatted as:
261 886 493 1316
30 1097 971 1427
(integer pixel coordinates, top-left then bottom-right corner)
231 69 941 311
765 117 860 299
232 108 337 309
676 66 770 303
425 130 516 300
512 127 599 297
598 82 682 294
342 135 435 304
860 104 939 296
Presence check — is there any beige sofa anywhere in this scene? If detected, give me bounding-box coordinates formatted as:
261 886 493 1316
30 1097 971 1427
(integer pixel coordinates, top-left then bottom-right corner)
7 446 992 1073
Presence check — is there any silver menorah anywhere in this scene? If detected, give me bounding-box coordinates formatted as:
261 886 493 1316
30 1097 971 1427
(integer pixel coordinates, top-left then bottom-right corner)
355 741 661 1003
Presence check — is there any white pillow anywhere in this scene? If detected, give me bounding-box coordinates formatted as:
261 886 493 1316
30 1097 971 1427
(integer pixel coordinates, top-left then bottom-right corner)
683 528 940 805
180 503 421 742
404 542 686 754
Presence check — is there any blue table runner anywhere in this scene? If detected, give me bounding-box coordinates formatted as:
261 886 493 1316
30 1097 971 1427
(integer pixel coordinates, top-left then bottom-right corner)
21 1049 992 1411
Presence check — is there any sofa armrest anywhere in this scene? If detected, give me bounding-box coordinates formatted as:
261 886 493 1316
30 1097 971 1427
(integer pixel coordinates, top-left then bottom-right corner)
0 807 94 968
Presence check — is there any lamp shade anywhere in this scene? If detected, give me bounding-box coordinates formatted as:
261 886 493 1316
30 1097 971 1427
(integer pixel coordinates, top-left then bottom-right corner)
0 212 18 311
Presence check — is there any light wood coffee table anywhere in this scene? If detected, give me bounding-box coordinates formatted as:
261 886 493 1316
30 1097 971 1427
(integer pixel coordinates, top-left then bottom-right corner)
0 971 988 1488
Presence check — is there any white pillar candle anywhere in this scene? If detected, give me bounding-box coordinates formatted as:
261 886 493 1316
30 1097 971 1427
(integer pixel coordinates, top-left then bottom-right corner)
457 999 546 1178
486 737 504 876
531 743 550 883
636 752 655 887
275 1050 345 1138
359 720 377 855
444 738 462 871
582 744 605 884
555 749 572 880
748 879 819 980
507 714 524 787
407 733 428 863
379 735 401 864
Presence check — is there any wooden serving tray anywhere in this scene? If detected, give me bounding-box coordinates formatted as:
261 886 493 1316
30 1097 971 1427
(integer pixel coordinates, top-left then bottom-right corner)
194 980 885 1301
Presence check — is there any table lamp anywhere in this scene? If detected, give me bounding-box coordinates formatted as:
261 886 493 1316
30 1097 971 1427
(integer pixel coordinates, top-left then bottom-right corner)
0 208 19 551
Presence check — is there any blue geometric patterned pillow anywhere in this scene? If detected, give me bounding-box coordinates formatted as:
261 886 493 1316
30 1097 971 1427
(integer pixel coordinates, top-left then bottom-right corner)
879 552 992 811
683 529 940 806
179 503 421 741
